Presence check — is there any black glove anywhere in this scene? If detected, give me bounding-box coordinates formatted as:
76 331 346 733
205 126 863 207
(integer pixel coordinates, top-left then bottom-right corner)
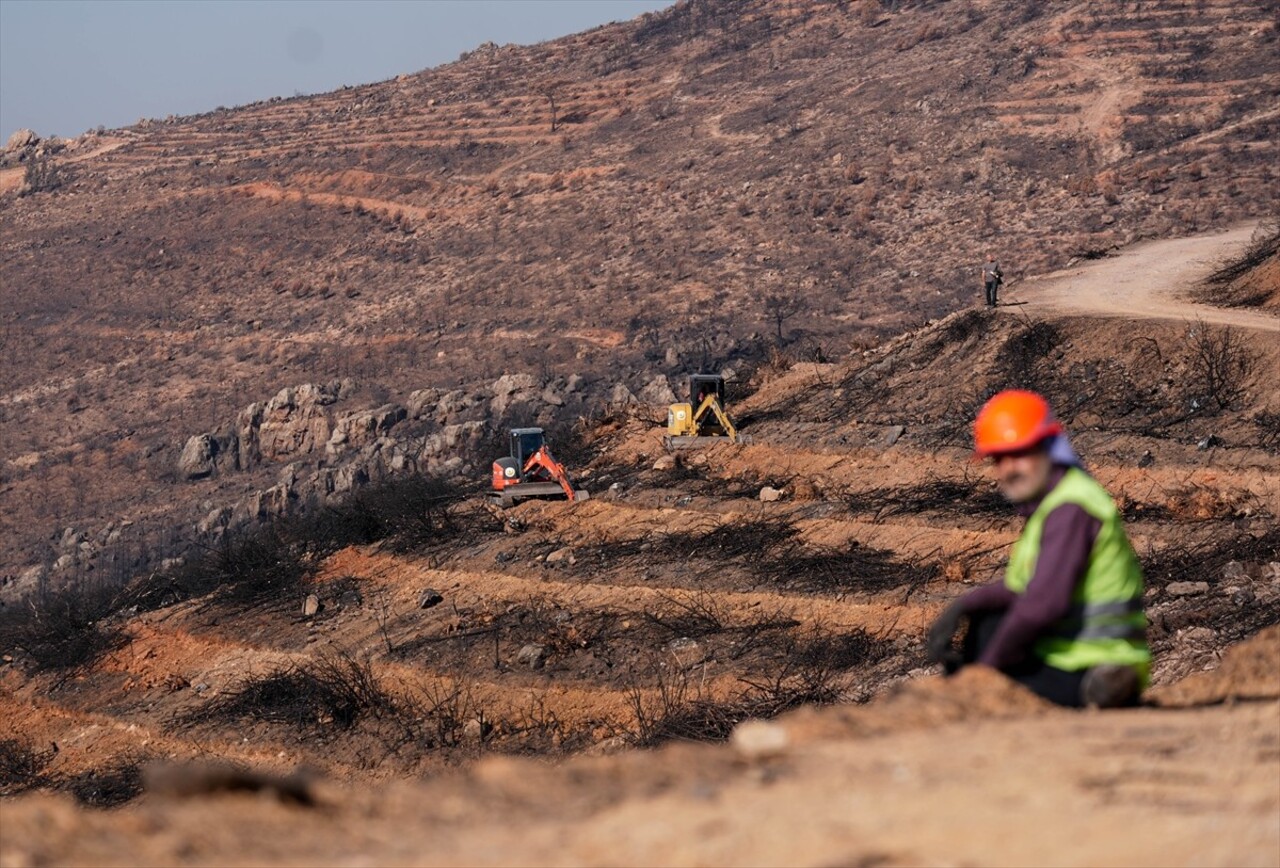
926 600 968 670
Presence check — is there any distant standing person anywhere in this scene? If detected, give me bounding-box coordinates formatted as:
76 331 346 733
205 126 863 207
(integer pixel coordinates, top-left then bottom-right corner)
982 253 1003 308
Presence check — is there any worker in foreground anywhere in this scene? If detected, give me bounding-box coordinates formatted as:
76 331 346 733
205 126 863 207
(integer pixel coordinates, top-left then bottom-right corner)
926 390 1149 708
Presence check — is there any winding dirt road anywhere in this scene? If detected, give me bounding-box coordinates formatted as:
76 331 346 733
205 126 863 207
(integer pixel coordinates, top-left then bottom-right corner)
1006 221 1278 333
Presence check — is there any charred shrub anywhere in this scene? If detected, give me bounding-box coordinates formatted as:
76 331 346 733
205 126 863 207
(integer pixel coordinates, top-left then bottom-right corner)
295 473 475 555
1178 321 1259 415
0 581 129 673
185 652 398 732
1202 219 1278 301
66 758 146 808
0 738 57 795
756 540 938 596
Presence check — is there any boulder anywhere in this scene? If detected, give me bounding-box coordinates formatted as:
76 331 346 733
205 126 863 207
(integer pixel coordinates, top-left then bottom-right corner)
608 384 638 405
490 373 539 417
637 375 677 406
516 643 547 669
1166 581 1210 596
546 547 576 566
434 390 482 424
257 384 337 462
302 594 321 617
407 388 443 420
759 486 784 503
5 129 38 151
418 588 444 609
653 455 678 472
178 434 219 480
327 403 406 457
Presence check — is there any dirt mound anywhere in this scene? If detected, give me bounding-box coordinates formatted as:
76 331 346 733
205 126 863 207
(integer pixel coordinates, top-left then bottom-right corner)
1149 624 1280 708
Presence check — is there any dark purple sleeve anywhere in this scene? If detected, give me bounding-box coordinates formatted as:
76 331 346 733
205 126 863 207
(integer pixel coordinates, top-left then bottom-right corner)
959 580 1018 613
979 504 1102 670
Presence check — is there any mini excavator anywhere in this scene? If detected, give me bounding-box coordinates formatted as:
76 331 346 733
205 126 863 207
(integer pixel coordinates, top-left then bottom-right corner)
490 427 589 507
664 373 751 449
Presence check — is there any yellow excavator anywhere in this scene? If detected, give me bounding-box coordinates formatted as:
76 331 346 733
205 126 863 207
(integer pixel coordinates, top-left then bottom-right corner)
664 374 751 449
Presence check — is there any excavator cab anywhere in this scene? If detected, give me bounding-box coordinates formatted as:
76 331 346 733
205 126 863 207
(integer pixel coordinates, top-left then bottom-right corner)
665 373 751 448
490 427 589 507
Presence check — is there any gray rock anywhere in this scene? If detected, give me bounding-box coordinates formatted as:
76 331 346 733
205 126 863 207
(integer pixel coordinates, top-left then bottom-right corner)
608 384 637 405
5 129 38 151
178 434 220 479
1166 581 1210 596
418 588 444 609
546 547 576 566
407 388 443 420
759 486 784 503
1221 561 1246 582
882 425 905 447
1138 450 1155 468
637 375 677 406
302 594 321 617
516 643 547 669
1226 586 1255 607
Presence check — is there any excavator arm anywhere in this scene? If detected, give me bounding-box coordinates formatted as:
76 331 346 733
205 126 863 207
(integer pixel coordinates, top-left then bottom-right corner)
692 394 741 443
522 445 579 502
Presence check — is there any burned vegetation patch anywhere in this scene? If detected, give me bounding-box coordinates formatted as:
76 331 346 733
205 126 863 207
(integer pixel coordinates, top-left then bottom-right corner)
627 626 898 747
181 652 404 734
65 757 147 809
1141 527 1280 593
847 474 1007 520
0 581 131 675
754 540 939 597
0 738 57 796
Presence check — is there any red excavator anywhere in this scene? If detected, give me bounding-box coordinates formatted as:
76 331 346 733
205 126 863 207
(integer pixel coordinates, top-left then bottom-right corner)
490 427 589 507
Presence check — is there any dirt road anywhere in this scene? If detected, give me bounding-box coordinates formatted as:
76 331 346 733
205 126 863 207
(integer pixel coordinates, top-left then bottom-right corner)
1007 222 1279 333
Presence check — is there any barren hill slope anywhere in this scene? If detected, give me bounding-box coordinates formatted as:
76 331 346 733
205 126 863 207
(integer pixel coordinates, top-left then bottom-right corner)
2 0 1278 583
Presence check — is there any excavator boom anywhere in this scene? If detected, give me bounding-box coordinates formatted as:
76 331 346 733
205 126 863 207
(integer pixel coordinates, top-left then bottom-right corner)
522 445 579 502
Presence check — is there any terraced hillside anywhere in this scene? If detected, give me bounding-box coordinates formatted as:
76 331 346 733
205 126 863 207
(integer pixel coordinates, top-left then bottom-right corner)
2 0 1279 583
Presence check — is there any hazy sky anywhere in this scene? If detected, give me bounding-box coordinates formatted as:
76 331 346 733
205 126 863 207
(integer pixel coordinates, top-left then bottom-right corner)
0 0 674 139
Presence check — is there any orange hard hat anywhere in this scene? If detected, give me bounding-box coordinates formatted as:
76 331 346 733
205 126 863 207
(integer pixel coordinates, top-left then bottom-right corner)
973 390 1062 457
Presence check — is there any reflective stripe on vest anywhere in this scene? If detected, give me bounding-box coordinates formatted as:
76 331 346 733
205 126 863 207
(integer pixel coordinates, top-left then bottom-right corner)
1004 467 1150 677
1048 599 1145 642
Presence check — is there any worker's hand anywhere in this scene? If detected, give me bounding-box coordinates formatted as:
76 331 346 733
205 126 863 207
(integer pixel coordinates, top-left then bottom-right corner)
925 600 968 666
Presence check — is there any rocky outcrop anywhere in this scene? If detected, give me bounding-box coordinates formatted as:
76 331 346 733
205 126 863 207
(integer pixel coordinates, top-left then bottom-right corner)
177 429 239 479
490 373 540 417
326 404 407 458
257 384 338 462
5 129 38 152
